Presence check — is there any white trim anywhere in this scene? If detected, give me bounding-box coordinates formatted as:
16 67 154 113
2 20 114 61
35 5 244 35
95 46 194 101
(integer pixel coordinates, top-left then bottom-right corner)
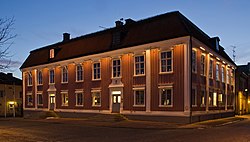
91 90 101 107
61 91 69 106
37 70 43 85
145 49 151 112
37 92 43 106
158 86 173 107
133 89 145 107
92 61 101 80
112 58 122 78
183 43 190 112
75 63 84 82
75 89 84 93
34 69 37 109
159 49 174 74
61 66 68 83
49 69 55 84
75 92 84 107
134 54 145 76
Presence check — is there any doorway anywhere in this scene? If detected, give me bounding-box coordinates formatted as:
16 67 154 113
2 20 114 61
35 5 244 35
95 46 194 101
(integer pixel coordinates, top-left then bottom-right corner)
49 94 55 110
112 91 121 113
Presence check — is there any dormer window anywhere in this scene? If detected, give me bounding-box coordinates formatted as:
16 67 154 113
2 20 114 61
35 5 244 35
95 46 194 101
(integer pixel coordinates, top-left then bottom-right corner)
50 49 54 59
216 40 219 51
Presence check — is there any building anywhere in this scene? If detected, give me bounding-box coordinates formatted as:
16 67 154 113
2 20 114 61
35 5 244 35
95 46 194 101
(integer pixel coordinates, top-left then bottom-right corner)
20 11 235 123
235 63 250 115
0 72 22 117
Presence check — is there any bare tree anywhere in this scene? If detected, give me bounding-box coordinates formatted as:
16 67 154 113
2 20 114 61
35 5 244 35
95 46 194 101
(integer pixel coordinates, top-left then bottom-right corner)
0 17 17 70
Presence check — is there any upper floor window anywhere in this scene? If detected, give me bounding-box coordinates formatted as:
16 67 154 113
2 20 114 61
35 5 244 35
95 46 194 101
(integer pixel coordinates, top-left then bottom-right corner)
159 87 173 107
160 50 173 73
49 69 55 84
231 69 234 85
76 64 83 82
227 69 230 84
93 62 101 80
49 49 54 59
201 54 206 76
37 70 43 85
216 63 220 81
112 59 121 78
62 66 68 83
221 66 225 83
209 59 213 78
192 49 197 73
134 55 145 75
27 72 32 86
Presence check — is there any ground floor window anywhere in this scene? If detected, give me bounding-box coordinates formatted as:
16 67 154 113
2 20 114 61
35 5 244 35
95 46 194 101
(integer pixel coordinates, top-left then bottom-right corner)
76 92 83 106
200 89 206 107
134 89 145 106
37 93 43 105
27 93 33 106
61 92 68 106
92 91 101 106
213 92 217 106
209 91 213 106
159 87 173 106
191 87 197 106
218 93 223 105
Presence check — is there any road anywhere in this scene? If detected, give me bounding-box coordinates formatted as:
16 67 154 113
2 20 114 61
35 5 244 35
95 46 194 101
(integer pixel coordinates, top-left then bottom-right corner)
0 116 249 142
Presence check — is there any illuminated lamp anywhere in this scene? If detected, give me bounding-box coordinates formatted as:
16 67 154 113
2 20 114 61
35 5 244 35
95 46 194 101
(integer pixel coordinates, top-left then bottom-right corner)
200 47 205 51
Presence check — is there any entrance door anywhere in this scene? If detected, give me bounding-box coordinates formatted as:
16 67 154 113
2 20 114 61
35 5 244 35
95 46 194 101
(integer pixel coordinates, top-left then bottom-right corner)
112 91 121 113
49 94 55 110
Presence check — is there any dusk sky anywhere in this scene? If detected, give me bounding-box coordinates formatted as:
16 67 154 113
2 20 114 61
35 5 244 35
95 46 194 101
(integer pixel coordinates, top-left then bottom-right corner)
2 0 250 78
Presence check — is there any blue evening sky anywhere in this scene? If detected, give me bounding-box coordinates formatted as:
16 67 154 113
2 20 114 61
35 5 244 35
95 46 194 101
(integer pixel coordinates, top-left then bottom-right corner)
1 0 250 78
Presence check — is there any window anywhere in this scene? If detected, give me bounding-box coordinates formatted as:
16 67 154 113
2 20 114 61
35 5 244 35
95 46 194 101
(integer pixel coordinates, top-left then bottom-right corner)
192 49 197 73
191 87 197 106
92 92 101 106
209 91 213 106
227 69 230 84
61 92 68 106
231 70 234 85
37 93 43 105
28 72 32 86
135 55 145 75
201 89 206 106
201 54 206 76
216 63 219 81
221 66 225 83
37 71 43 85
160 51 172 73
134 89 145 106
209 59 213 78
76 92 83 106
113 59 121 78
213 92 217 106
49 69 55 84
93 62 101 80
27 93 33 105
49 49 54 59
0 90 4 97
62 66 68 83
218 93 223 105
76 65 83 81
159 88 173 106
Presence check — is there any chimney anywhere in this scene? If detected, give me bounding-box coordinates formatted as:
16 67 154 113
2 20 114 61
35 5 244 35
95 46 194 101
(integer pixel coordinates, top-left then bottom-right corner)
125 18 135 25
7 73 13 77
63 33 70 42
115 20 123 27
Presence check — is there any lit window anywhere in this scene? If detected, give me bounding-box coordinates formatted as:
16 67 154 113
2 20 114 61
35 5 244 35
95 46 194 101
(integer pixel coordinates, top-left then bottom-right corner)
221 66 225 83
37 71 43 85
134 89 145 106
92 92 101 106
27 72 32 86
113 59 121 78
216 63 219 81
76 92 83 106
218 93 223 105
134 55 145 75
49 69 55 84
62 66 68 83
213 92 217 106
61 92 68 106
37 93 43 105
201 54 206 76
159 88 173 106
49 49 54 59
76 65 83 81
209 59 213 78
192 49 197 73
201 89 206 106
27 93 33 106
160 51 173 73
192 87 197 106
93 62 101 80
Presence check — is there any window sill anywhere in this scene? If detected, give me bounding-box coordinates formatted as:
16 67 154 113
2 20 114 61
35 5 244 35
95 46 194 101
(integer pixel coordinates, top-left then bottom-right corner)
76 80 84 83
159 105 173 107
27 103 33 106
37 104 43 106
133 74 145 77
133 105 145 107
61 82 68 84
111 77 122 79
92 79 101 81
192 105 197 107
49 83 55 85
37 84 43 86
27 85 33 87
76 105 84 107
61 104 68 106
92 105 101 107
159 71 173 75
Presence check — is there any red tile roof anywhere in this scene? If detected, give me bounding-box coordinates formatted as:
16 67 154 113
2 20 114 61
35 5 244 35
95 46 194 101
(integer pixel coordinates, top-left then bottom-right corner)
20 11 234 69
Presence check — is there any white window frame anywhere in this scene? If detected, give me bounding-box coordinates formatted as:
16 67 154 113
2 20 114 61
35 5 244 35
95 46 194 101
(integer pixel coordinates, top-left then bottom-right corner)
49 69 55 84
76 64 84 82
112 59 121 78
27 72 33 86
191 86 197 107
227 69 230 84
37 92 43 106
221 66 225 83
134 55 145 76
160 50 173 74
209 59 213 79
37 70 43 85
133 88 145 107
27 93 33 106
192 49 197 73
231 69 234 85
91 90 101 107
200 53 206 76
75 91 84 106
61 92 69 106
159 86 173 107
92 62 101 80
216 63 220 81
61 66 68 83
49 49 54 59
